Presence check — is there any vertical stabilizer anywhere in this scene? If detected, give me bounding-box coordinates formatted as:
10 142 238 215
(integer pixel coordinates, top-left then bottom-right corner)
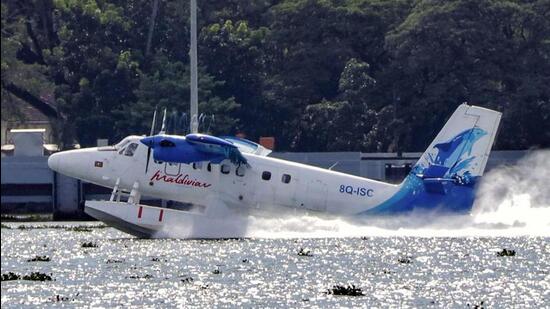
412 104 502 182
363 103 501 215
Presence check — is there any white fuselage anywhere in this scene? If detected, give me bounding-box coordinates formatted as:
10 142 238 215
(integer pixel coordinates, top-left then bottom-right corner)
48 136 399 216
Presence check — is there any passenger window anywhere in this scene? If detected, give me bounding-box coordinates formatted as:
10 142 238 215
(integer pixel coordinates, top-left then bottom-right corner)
207 163 212 172
262 171 271 181
236 166 245 177
124 143 138 156
221 164 230 174
192 162 202 170
282 174 291 184
118 147 126 155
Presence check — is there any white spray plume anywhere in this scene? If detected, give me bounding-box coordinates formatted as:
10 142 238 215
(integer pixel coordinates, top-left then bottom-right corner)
471 149 550 235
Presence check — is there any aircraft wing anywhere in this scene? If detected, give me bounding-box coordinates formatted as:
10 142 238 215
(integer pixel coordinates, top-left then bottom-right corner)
186 134 248 166
141 134 248 167
220 136 272 156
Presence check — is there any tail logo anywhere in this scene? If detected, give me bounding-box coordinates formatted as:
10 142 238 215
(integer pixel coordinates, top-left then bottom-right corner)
431 127 487 167
415 127 487 182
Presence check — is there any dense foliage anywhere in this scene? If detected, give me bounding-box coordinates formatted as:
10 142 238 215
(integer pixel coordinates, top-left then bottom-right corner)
2 0 549 150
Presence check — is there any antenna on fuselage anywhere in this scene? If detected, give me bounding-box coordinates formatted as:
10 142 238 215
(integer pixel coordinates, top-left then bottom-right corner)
178 112 188 135
150 108 157 136
159 108 167 134
145 107 160 174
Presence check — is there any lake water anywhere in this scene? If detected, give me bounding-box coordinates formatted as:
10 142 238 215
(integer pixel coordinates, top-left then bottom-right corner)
1 223 549 308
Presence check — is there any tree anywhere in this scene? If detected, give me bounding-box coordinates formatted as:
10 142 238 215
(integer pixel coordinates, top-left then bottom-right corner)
386 0 550 150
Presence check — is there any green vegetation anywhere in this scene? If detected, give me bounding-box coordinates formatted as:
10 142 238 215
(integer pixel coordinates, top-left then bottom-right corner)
2 0 548 151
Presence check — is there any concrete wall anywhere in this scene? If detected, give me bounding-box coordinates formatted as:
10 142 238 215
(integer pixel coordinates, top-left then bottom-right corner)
1 150 531 219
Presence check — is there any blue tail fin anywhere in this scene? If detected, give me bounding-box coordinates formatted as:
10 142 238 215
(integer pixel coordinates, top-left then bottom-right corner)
365 104 501 215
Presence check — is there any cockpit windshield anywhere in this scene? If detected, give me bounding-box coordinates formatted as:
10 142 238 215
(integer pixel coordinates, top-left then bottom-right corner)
124 143 139 156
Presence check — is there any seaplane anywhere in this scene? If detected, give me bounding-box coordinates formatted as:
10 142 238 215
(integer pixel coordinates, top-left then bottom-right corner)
48 103 501 238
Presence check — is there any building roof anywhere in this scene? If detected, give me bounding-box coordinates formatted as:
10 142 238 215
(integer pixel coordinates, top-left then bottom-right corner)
10 128 46 133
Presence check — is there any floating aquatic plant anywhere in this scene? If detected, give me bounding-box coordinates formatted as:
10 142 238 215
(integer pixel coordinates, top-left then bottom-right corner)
27 255 51 262
1 272 20 281
22 272 53 281
65 226 93 232
51 294 79 302
326 285 364 296
1 223 11 229
106 259 124 264
398 257 412 264
212 268 222 275
81 242 98 248
467 300 486 308
497 249 516 257
127 274 153 279
297 248 313 257
150 257 167 262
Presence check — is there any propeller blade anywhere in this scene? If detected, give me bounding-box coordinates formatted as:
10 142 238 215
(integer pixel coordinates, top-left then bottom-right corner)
145 143 152 173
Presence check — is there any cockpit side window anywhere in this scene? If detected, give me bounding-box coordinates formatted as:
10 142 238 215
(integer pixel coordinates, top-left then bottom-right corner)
124 143 138 157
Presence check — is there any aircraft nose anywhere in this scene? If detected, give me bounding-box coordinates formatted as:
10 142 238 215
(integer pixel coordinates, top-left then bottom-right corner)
48 152 61 172
47 149 93 179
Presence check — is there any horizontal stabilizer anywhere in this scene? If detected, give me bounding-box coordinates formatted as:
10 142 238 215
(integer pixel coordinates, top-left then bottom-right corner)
421 165 449 178
423 178 452 194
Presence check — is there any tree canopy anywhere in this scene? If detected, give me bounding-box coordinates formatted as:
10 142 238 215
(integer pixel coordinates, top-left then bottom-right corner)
2 0 548 150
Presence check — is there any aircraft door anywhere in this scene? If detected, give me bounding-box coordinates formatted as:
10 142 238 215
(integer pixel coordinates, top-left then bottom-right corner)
304 179 328 212
275 172 296 207
233 165 256 204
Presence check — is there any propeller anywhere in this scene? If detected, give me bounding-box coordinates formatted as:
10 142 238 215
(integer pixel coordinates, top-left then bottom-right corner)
145 141 152 173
